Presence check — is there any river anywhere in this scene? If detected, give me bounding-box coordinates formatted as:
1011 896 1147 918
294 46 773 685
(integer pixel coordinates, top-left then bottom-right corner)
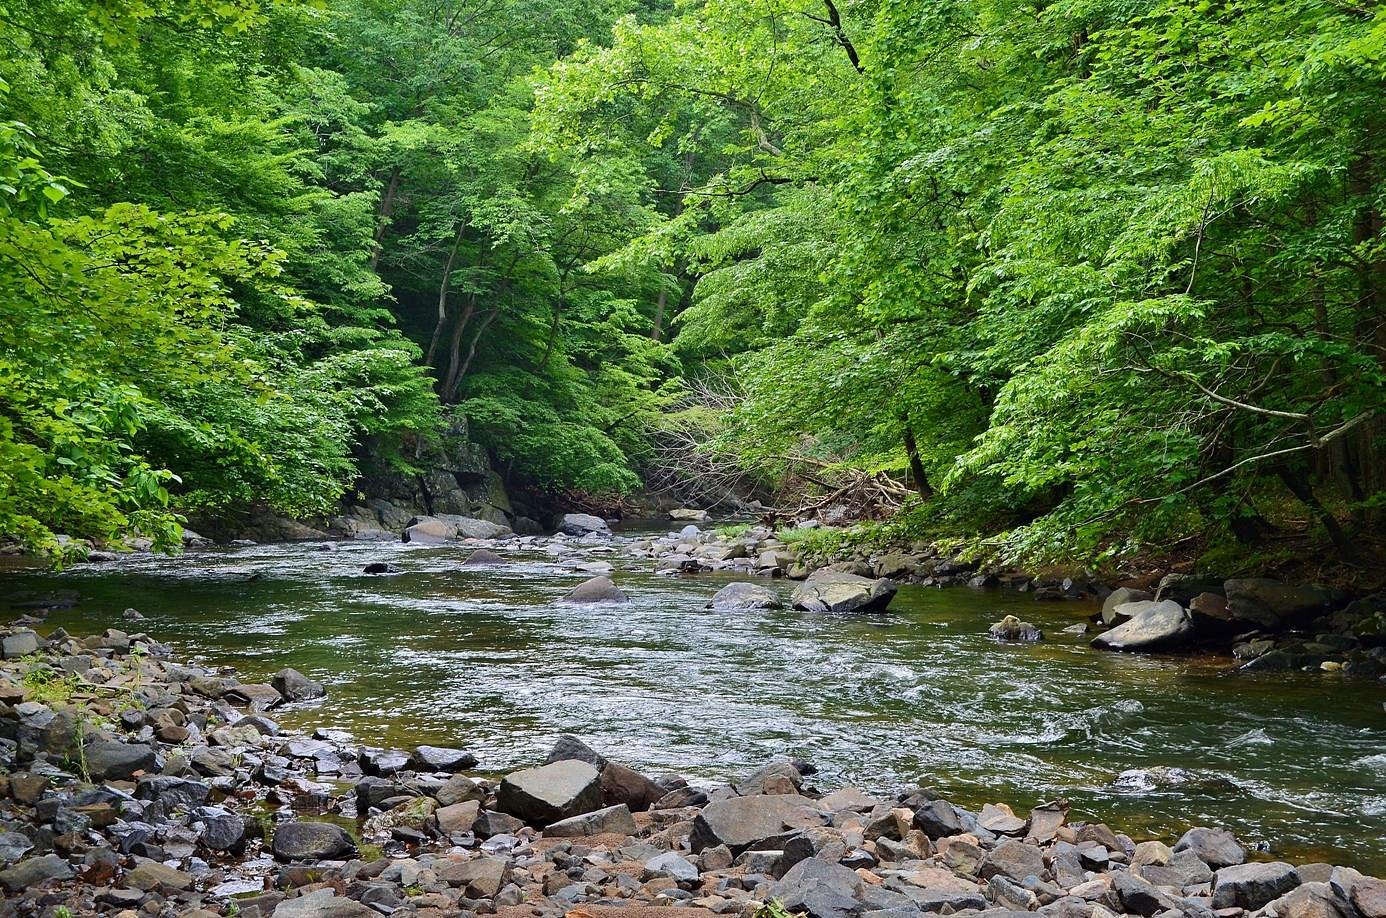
3 528 1383 870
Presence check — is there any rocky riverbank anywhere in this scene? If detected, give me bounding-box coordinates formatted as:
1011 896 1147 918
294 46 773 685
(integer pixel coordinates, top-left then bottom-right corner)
2 625 1385 918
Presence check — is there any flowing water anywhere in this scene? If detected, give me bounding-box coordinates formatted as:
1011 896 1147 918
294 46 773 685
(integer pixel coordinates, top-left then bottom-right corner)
3 529 1384 870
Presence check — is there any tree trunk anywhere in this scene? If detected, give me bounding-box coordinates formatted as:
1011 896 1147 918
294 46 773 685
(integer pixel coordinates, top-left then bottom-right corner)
370 166 402 271
1277 467 1353 557
650 287 667 341
901 418 933 499
425 221 467 369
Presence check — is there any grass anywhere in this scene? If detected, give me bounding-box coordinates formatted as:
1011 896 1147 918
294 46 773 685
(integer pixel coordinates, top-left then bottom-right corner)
715 522 753 539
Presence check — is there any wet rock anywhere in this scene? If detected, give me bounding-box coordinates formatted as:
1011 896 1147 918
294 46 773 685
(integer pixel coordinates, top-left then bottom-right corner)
496 759 603 825
559 575 629 604
1224 578 1332 630
273 667 326 702
690 793 821 853
271 821 356 862
791 570 898 614
363 562 394 574
558 513 610 536
403 515 455 544
545 803 638 837
709 581 783 611
989 615 1043 642
1174 826 1245 869
0 854 73 894
1212 862 1301 910
1091 600 1193 651
462 549 507 566
414 744 477 771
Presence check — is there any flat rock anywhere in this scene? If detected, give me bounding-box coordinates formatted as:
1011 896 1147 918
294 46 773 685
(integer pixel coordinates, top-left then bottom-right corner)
272 889 375 918
84 739 158 780
496 759 603 825
125 858 194 891
981 839 1047 883
545 803 638 837
709 581 783 611
690 793 822 853
271 821 356 862
0 854 73 894
414 744 477 771
558 513 610 536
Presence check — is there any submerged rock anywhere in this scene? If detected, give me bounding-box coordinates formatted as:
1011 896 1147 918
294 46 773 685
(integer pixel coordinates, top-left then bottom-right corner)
462 548 507 566
989 614 1042 642
709 581 783 611
559 575 629 604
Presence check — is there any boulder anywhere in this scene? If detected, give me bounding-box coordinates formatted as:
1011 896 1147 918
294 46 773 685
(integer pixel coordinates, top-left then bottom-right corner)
271 821 356 862
912 799 963 838
1351 877 1386 918
1224 578 1332 629
989 615 1042 642
1102 588 1152 625
441 515 510 539
690 793 822 853
0 854 73 894
646 850 701 882
84 740 158 780
559 575 629 604
558 513 610 536
273 667 325 702
1091 600 1193 651
544 736 663 811
1174 826 1245 868
126 858 194 891
981 839 1047 883
1 630 40 659
435 800 481 836
414 745 477 771
792 570 898 614
769 857 865 918
709 581 784 611
462 549 507 566
1155 573 1226 605
1212 862 1301 910
496 759 603 825
438 856 510 897
670 508 711 522
544 803 638 837
402 515 455 544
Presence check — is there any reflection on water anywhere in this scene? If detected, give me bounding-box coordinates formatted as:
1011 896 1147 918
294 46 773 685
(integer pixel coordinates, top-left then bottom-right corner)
3 533 1384 870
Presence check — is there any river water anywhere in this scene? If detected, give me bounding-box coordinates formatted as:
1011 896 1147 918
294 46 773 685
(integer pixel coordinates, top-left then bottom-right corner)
3 530 1384 870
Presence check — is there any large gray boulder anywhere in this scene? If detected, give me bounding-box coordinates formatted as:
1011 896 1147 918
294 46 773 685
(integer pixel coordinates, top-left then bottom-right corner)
84 740 158 780
1224 578 1332 629
273 667 325 702
690 794 823 853
557 513 610 536
402 515 454 544
1212 862 1301 910
709 581 783 611
559 575 629 604
1091 600 1193 651
496 759 603 826
791 570 898 614
769 857 865 918
544 735 664 811
436 514 511 539
1 630 40 659
271 821 356 862
271 889 375 918
0 854 73 894
1174 826 1245 868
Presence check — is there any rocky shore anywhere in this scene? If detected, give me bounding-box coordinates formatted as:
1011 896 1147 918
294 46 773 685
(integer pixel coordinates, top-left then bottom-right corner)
2 626 1384 918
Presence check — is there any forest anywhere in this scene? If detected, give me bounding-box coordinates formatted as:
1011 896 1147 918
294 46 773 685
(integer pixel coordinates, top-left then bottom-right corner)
2 0 1383 571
